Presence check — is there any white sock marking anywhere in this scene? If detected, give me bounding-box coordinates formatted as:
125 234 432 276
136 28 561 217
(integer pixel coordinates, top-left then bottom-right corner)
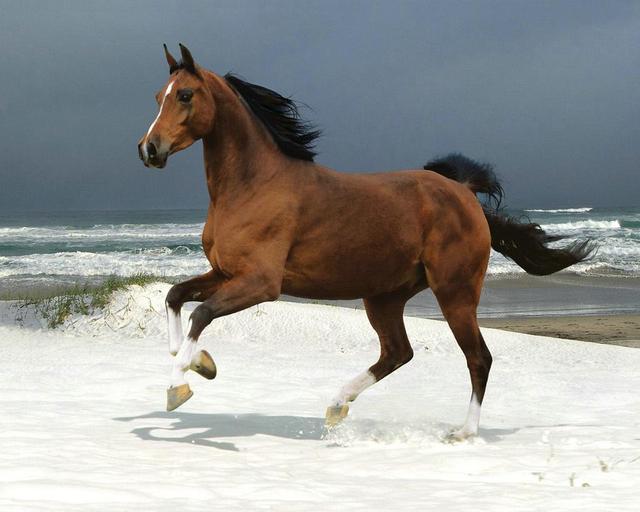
170 338 198 387
170 319 198 387
166 302 183 356
453 393 482 438
332 370 376 407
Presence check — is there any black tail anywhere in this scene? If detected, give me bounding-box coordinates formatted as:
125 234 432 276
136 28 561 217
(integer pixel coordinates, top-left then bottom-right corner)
425 153 504 208
425 153 596 276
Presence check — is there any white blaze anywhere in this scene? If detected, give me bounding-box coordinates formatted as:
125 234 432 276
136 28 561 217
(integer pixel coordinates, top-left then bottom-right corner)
142 80 175 158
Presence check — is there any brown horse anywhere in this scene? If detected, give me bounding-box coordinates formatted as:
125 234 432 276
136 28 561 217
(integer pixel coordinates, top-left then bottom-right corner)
138 44 592 439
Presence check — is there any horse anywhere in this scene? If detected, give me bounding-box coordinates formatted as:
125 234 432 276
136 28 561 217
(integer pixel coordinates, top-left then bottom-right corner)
138 44 593 440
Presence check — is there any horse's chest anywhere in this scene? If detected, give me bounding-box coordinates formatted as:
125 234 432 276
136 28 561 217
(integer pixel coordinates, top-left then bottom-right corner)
201 229 214 259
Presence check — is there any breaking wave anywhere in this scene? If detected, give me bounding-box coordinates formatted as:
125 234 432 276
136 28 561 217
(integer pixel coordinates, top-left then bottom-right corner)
0 223 204 241
542 220 621 231
525 207 593 213
0 248 209 279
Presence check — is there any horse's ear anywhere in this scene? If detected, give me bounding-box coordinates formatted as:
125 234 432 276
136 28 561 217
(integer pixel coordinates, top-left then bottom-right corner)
179 43 196 74
164 44 179 74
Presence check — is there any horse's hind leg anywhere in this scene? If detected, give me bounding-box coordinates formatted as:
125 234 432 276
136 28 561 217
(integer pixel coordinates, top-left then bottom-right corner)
326 292 414 425
430 278 492 440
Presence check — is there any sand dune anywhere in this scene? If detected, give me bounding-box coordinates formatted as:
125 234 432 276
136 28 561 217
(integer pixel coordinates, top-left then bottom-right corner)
1 284 639 511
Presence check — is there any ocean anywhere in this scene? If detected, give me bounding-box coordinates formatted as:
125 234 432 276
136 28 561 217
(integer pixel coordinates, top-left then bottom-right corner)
1 207 639 316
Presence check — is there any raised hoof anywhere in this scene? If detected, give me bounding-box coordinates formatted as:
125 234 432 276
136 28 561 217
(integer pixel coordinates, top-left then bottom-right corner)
166 383 193 412
325 404 349 428
190 350 217 380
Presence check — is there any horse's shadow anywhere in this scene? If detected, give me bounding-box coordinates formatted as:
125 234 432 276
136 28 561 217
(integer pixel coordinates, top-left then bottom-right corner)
114 412 590 452
113 411 326 452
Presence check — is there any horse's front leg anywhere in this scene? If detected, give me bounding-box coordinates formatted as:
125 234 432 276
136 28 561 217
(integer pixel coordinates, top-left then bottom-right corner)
165 270 224 355
167 269 281 411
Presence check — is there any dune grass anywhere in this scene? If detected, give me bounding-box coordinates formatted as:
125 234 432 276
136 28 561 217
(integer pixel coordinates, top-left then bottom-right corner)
15 274 166 328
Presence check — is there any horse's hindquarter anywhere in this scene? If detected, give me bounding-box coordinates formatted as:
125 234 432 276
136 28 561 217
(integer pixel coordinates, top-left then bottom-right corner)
282 169 435 299
419 171 492 293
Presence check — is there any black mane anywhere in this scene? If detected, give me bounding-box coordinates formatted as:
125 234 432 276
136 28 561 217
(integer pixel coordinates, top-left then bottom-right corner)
224 73 321 162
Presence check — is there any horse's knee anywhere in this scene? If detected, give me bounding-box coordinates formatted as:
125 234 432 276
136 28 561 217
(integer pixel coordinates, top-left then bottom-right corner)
188 303 215 339
166 284 185 311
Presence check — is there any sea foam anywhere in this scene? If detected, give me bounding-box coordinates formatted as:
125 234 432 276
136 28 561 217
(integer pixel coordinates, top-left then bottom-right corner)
542 220 621 231
525 207 593 213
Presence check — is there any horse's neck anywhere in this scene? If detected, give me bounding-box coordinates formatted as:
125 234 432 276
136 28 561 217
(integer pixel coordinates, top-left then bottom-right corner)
201 73 282 204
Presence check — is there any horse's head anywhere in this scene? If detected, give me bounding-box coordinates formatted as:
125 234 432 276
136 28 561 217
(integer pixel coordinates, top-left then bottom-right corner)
138 44 215 168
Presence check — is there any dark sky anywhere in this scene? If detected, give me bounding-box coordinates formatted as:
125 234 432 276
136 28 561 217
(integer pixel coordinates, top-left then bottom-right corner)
1 0 638 211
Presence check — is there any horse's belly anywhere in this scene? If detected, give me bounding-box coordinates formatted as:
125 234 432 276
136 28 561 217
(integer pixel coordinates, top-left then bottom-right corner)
281 243 424 300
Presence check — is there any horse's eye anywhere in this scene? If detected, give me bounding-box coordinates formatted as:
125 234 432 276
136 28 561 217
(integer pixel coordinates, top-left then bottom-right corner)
177 89 193 104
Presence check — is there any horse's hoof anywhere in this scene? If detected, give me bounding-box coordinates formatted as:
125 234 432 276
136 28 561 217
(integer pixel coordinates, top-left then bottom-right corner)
166 383 193 411
190 350 217 380
445 429 475 443
325 404 349 427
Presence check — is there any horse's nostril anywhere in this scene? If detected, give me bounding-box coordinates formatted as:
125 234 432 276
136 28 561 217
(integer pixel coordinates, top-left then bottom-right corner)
146 142 157 158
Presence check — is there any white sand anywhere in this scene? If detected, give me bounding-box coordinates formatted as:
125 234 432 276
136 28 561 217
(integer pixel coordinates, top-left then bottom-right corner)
1 283 639 511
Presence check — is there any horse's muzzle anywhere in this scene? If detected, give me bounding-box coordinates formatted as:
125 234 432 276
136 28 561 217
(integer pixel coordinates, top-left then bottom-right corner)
138 140 168 169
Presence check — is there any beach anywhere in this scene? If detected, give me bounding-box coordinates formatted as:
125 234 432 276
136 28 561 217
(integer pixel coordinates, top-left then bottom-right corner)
3 3 638 508
3 209 638 510
1 283 640 511
1 205 638 511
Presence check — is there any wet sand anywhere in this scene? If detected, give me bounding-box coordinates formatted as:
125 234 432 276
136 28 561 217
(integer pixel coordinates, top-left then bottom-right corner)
479 314 640 348
476 275 640 348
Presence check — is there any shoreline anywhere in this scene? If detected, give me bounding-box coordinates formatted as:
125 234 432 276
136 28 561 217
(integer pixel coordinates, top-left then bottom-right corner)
478 314 640 348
